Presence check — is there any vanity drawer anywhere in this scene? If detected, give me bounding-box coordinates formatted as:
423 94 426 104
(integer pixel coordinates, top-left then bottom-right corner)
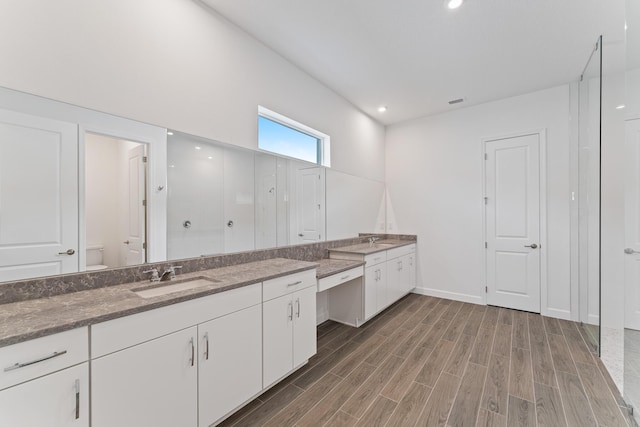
0 327 88 390
364 252 386 266
263 269 316 302
317 266 364 293
386 244 416 260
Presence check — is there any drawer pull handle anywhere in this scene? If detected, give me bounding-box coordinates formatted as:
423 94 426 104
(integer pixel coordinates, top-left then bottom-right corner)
75 379 80 420
287 280 303 287
189 338 195 367
4 350 68 372
340 275 350 280
296 298 301 318
288 302 294 320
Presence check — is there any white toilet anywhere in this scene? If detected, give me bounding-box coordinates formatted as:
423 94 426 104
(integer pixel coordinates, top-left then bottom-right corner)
86 245 109 271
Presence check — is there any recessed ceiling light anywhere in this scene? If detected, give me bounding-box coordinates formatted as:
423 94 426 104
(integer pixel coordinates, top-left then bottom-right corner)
195 146 201 150
169 164 175 168
378 106 387 113
208 156 213 159
616 104 626 110
446 0 464 9
167 131 174 136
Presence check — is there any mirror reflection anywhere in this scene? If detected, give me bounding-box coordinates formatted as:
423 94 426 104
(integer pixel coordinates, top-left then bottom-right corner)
85 133 148 270
0 88 387 284
166 130 327 259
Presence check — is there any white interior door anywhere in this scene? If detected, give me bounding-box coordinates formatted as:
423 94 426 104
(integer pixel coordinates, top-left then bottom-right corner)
625 118 640 330
296 167 325 243
123 144 146 266
485 133 541 313
0 109 78 281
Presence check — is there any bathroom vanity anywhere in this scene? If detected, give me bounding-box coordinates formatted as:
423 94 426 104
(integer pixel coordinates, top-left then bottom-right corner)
0 235 415 427
328 240 416 326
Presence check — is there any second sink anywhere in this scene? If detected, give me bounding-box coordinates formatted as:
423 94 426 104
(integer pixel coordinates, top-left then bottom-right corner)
132 276 220 299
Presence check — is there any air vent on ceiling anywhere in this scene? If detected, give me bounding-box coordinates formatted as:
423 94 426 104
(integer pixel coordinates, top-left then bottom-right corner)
448 98 465 105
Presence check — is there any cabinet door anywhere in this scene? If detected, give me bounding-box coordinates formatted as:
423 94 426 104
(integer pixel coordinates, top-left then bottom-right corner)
199 305 262 426
263 294 293 387
387 258 403 306
0 363 88 427
376 263 388 312
407 253 416 290
364 266 378 319
293 286 317 367
92 327 198 427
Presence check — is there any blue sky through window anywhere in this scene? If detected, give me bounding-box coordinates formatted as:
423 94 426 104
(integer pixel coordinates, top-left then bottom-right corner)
258 116 319 164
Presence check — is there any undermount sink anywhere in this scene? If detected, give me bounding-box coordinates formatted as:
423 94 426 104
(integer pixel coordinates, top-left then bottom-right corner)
372 243 396 248
132 276 220 299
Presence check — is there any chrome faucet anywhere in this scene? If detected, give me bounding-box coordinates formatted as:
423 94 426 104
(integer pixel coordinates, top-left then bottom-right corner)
368 236 380 247
142 268 160 282
160 265 183 281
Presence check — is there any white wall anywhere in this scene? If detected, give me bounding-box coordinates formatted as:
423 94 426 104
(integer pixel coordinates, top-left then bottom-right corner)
0 0 385 182
326 170 386 240
386 85 573 317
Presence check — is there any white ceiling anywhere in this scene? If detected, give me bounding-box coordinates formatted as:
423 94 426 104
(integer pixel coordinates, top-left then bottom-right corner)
201 0 626 125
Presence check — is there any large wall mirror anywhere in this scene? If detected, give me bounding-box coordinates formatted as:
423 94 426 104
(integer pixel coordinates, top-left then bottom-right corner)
0 86 386 284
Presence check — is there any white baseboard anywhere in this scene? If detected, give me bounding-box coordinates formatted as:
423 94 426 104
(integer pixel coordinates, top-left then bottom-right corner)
316 310 329 325
545 308 573 321
587 313 600 326
411 287 483 305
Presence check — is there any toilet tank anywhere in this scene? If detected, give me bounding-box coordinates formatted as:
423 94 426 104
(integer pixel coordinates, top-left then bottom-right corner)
86 245 104 266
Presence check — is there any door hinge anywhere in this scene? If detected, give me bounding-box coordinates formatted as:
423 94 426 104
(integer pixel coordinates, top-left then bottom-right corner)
318 204 321 210
484 197 488 205
484 153 488 160
142 199 147 207
485 242 487 249
142 242 146 250
485 286 488 293
142 156 148 163
319 234 321 240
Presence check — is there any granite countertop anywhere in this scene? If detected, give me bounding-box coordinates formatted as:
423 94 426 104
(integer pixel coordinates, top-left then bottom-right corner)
328 239 415 256
315 259 365 279
0 258 317 348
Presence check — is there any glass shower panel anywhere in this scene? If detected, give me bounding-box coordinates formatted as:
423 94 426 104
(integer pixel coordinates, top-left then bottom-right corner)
625 0 640 419
578 36 602 355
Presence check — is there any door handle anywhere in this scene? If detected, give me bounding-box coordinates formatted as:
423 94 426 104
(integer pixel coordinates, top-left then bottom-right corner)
524 244 538 249
74 379 80 420
123 240 130 245
203 333 209 361
625 248 640 254
298 233 304 237
57 249 75 255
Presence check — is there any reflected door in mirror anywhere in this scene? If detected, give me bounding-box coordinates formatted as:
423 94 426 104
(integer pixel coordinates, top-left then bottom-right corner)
0 109 78 281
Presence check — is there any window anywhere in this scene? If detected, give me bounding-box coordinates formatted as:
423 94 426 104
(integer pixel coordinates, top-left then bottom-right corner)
258 106 330 166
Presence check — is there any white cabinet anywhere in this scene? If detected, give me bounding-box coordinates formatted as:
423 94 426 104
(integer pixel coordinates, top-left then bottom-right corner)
0 363 89 427
0 327 89 427
198 304 262 426
330 243 416 326
263 270 317 388
364 262 388 317
91 327 198 427
91 283 263 427
292 285 317 367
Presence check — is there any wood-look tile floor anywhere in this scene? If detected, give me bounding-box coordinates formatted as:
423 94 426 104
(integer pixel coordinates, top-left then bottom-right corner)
219 294 634 427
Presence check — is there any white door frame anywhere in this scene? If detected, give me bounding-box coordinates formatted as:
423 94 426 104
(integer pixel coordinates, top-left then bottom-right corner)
481 129 548 314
